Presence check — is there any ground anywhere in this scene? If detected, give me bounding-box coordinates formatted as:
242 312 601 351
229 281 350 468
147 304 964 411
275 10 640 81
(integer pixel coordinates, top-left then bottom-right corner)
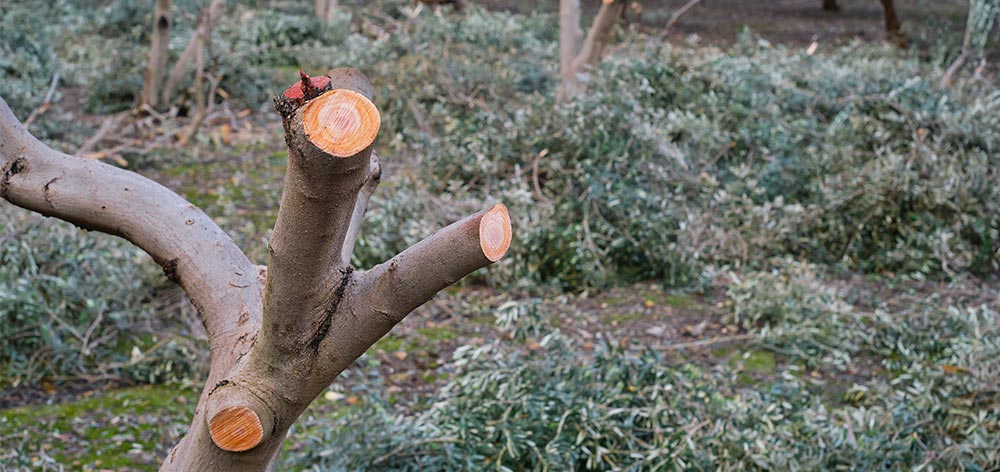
1 0 996 470
485 0 970 45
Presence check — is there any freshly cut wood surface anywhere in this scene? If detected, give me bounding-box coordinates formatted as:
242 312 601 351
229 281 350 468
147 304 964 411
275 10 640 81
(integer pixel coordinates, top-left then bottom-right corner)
302 89 380 158
208 406 263 452
480 203 512 262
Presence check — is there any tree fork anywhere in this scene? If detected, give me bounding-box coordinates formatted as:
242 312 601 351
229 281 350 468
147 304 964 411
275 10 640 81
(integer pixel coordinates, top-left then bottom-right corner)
0 67 512 471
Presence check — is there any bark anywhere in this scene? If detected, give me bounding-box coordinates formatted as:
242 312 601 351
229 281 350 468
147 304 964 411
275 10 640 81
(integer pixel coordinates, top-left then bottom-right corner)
315 0 338 22
559 0 584 100
878 0 905 46
941 0 999 89
161 0 226 107
559 0 626 100
140 0 173 109
0 67 511 471
572 0 627 71
942 35 973 89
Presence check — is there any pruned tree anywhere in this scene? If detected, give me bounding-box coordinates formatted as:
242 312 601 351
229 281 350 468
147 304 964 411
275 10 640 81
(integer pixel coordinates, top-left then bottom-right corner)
558 0 627 100
140 0 173 109
0 68 512 470
942 0 999 88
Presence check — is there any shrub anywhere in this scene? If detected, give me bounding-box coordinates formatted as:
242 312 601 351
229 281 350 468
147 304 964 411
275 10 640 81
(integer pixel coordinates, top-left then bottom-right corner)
0 4 59 119
0 206 201 387
288 269 1000 471
296 9 1000 289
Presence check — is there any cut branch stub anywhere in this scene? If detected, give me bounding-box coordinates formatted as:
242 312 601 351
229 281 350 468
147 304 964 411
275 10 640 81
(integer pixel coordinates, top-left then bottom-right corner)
302 89 381 158
283 74 332 101
208 406 264 452
480 203 512 262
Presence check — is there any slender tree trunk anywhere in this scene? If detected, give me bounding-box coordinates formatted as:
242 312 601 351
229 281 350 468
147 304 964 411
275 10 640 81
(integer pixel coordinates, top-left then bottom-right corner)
140 0 172 109
0 68 512 471
161 0 226 107
572 0 627 70
558 0 583 100
942 0 1000 88
315 0 338 22
822 0 840 12
878 0 904 45
559 0 626 101
942 19 975 89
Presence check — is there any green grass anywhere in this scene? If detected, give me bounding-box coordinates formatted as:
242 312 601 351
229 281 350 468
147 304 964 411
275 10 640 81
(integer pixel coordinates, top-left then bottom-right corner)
1 384 197 470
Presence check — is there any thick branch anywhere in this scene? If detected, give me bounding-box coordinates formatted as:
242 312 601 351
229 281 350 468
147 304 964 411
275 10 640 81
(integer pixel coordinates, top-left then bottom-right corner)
342 150 381 265
198 203 510 464
0 96 261 358
261 68 379 360
353 203 512 326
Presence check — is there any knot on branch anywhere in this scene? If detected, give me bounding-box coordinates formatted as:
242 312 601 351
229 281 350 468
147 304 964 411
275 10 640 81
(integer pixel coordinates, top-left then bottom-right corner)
1 156 28 200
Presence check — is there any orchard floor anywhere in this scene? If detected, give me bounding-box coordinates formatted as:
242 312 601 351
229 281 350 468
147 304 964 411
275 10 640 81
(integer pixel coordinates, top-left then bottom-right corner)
1 1 997 469
3 275 996 469
481 0 971 46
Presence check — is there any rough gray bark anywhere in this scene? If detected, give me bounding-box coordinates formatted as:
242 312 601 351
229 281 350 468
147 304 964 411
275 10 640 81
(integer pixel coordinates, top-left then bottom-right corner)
0 67 511 471
140 0 173 108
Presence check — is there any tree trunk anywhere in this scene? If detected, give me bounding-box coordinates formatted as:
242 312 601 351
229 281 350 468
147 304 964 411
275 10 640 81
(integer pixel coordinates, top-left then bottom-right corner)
559 0 626 101
822 0 840 12
941 21 975 89
161 0 226 107
0 68 512 471
941 0 1000 88
558 0 583 100
878 0 904 46
315 0 338 23
140 0 172 109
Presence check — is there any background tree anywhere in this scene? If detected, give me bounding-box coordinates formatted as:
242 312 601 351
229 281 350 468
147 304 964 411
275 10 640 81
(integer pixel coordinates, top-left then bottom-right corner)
942 0 999 88
161 0 227 107
139 0 172 109
0 68 512 470
315 0 338 23
821 0 903 44
558 0 627 100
